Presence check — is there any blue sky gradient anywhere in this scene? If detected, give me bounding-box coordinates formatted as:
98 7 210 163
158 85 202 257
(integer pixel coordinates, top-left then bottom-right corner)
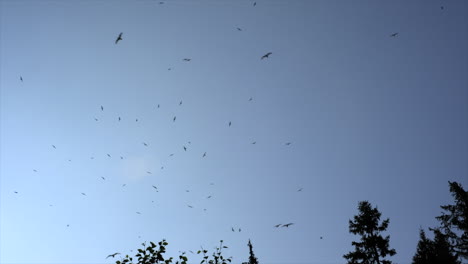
1 1 467 264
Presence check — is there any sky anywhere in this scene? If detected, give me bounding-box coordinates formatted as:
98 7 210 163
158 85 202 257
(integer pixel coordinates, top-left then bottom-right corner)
1 0 467 264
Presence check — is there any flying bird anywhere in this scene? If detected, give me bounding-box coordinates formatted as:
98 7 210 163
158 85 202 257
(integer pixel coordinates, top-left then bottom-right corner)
202 152 207 157
94 118 98 121
14 191 18 194
173 116 176 122
237 27 242 31
207 196 212 199
101 177 105 180
183 146 187 151
390 32 399 37
122 184 126 187
179 101 183 105
274 224 282 228
282 223 294 227
136 118 138 122
20 76 23 82
232 227 235 232
251 141 256 144
118 117 121 121
229 121 232 127
253 2 256 6
33 169 37 172
249 97 253 101
115 32 123 44
187 205 193 208
52 145 56 149
297 188 303 192
169 153 174 157
143 142 148 147
261 52 272 59
107 154 111 158
285 142 292 146
152 185 158 190
106 253 121 259
320 236 323 239
120 156 124 159
239 228 241 232
183 58 191 61
146 171 152 174
136 212 141 214
81 193 86 196
101 105 104 111
157 104 160 108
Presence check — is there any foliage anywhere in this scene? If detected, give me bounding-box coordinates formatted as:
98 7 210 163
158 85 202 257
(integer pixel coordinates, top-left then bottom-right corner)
412 228 459 264
247 239 259 264
343 201 396 264
434 181 468 260
115 239 232 264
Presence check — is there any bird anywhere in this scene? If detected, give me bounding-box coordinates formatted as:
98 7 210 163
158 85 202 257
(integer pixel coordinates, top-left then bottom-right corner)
183 58 191 61
185 190 190 192
237 27 242 31
239 228 241 232
101 177 105 180
441 6 444 10
179 101 183 105
390 32 398 37
14 191 18 194
232 227 235 232
136 118 139 122
202 152 207 157
282 223 294 227
68 159 72 162
152 185 158 190
207 196 212 199
146 171 152 174
169 153 174 157
161 166 164 170
320 236 323 239
20 76 23 82
101 105 104 111
81 193 86 196
115 33 123 44
94 118 98 121
297 188 303 192
122 184 126 187
187 205 193 208
106 253 121 259
274 224 282 228
118 117 121 121
136 212 141 214
52 145 56 149
251 141 256 144
173 116 176 122
261 52 272 59
183 146 187 151
157 104 160 108
285 142 292 146
67 224 69 227
253 2 256 6
120 156 124 160
229 121 232 126
107 154 111 158
33 169 37 172
249 97 253 101
90 157 94 159
143 142 148 147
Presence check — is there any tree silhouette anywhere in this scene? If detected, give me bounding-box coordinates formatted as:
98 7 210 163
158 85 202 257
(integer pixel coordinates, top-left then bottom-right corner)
412 228 460 264
343 201 396 264
434 181 468 260
246 239 259 264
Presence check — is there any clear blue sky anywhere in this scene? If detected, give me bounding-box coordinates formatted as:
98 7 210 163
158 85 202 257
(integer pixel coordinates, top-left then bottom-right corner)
1 0 467 264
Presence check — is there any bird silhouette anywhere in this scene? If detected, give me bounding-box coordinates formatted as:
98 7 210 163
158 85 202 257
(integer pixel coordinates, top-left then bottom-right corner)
297 188 303 192
20 76 23 82
207 196 212 199
136 212 141 214
261 52 272 59
179 101 183 105
320 236 323 239
183 58 191 61
94 118 98 121
106 253 121 259
120 156 124 159
169 153 174 157
101 177 105 180
285 142 292 146
173 116 176 122
136 118 138 122
14 191 18 194
232 227 235 232
253 2 256 6
282 223 294 227
118 117 121 121
274 224 282 228
115 33 123 44
146 171 152 174
187 205 193 208
390 32 399 37
122 184 126 187
107 154 111 158
101 105 104 111
229 121 232 126
152 185 158 191
239 228 241 232
143 142 148 147
157 104 160 108
33 169 37 172
251 141 256 144
237 27 242 31
249 97 253 101
203 152 207 157
183 146 187 151
52 145 56 149
81 193 86 196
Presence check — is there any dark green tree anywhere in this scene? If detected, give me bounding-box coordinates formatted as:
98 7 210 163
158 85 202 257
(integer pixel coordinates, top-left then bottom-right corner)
434 181 468 260
412 228 459 264
343 201 396 264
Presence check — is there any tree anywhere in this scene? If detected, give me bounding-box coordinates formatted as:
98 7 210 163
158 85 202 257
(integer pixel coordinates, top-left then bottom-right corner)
343 201 396 264
412 228 459 264
247 240 259 264
435 181 468 260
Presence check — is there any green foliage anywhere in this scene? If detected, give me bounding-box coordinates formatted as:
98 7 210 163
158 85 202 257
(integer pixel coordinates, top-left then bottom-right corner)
434 181 468 260
343 201 396 264
412 228 460 264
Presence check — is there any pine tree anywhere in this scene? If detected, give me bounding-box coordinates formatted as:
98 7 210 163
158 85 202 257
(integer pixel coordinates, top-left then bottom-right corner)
412 228 460 264
247 239 259 264
343 201 396 264
435 181 468 260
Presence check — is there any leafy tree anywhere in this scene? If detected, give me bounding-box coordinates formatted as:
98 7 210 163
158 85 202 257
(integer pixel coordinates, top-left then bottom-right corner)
115 239 232 264
412 228 459 264
434 181 468 260
343 201 396 264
